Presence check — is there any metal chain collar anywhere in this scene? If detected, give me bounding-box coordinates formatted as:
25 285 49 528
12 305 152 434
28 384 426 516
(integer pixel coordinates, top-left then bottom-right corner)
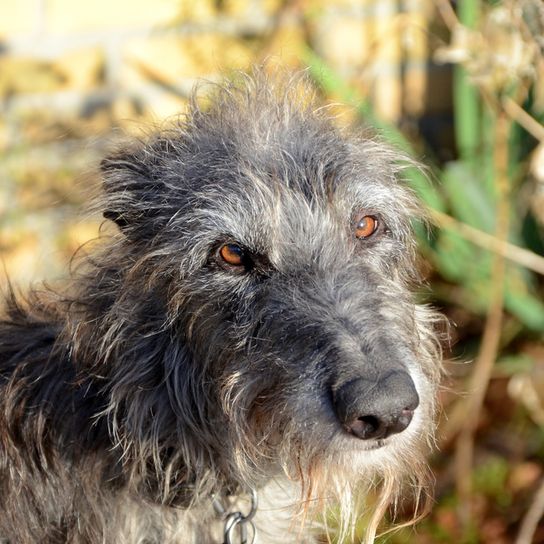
212 488 258 544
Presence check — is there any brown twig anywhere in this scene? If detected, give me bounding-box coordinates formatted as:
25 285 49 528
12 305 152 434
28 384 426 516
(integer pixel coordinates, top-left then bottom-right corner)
503 96 544 142
438 99 544 447
434 0 459 31
429 210 544 276
453 111 510 526
516 477 544 544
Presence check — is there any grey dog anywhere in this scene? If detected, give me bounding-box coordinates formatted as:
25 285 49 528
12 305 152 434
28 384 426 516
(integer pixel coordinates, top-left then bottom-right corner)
0 71 442 543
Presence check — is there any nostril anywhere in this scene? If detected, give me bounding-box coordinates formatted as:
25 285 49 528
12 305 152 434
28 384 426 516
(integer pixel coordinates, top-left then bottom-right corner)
346 408 415 441
392 408 415 435
359 415 379 430
346 415 381 440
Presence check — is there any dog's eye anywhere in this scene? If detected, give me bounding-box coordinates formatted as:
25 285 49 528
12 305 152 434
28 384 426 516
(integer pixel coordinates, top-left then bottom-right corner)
354 214 379 239
219 243 245 267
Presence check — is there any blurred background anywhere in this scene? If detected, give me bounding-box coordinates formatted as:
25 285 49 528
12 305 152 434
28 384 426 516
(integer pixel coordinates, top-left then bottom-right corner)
0 0 543 542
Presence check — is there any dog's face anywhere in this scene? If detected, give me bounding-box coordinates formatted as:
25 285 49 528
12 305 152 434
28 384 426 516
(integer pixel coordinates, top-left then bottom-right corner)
99 75 441 527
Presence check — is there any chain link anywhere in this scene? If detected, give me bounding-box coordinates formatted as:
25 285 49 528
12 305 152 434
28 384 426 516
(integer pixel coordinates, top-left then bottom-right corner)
212 488 258 544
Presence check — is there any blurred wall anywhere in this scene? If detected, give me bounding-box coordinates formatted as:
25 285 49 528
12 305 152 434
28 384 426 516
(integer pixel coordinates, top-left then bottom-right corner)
0 0 450 285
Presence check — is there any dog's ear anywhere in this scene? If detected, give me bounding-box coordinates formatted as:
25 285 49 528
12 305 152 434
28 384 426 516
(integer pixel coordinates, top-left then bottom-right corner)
100 144 167 237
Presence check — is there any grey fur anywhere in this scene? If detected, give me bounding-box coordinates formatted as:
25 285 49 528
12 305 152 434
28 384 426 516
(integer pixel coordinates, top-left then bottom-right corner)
0 70 443 543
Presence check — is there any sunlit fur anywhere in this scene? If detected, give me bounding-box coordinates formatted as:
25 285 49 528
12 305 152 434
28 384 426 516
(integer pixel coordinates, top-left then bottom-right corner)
0 71 443 543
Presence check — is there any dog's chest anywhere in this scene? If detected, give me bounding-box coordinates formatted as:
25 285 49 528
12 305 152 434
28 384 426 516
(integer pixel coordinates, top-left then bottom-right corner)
115 479 315 544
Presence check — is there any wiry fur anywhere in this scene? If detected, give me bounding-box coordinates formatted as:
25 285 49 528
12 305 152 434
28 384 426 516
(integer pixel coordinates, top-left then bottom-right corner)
0 71 442 543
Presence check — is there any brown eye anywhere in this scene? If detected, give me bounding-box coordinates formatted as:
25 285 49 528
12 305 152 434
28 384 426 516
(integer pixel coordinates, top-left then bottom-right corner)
354 215 378 239
219 243 245 266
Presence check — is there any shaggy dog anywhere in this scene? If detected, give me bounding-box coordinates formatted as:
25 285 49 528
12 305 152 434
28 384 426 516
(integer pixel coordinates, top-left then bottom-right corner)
0 72 442 544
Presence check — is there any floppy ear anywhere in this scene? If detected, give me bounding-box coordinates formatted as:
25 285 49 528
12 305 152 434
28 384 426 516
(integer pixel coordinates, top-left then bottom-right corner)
100 144 167 238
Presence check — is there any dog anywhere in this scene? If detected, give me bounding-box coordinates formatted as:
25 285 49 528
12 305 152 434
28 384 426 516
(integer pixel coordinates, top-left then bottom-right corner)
0 71 442 543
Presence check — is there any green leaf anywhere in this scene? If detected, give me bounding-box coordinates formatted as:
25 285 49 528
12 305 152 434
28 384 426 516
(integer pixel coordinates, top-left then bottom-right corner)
496 354 535 376
504 288 544 331
441 161 496 232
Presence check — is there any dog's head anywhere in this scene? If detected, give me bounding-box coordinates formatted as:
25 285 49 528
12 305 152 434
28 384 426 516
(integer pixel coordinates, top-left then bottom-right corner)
95 71 442 538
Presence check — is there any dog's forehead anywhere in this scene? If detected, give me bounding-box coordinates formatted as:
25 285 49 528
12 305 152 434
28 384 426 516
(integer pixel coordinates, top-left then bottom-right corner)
189 157 413 258
194 140 410 220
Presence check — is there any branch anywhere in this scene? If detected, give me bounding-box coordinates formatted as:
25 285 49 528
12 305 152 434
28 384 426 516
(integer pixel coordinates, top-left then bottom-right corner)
516 477 544 544
430 209 544 276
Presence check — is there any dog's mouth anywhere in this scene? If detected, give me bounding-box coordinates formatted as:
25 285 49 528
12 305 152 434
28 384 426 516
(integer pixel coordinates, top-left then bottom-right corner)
344 434 387 451
361 438 386 450
334 426 390 451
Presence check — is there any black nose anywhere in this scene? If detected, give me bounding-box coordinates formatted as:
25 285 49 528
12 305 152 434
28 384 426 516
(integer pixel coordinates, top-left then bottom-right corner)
332 371 419 440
